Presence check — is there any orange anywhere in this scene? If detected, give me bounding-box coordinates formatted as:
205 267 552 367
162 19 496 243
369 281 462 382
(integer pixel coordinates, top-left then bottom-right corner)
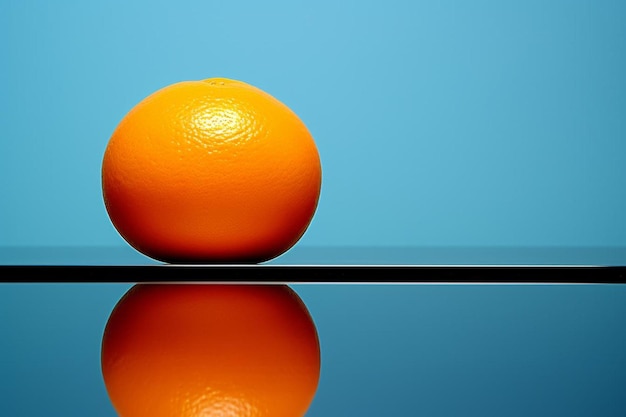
101 78 322 263
101 284 321 417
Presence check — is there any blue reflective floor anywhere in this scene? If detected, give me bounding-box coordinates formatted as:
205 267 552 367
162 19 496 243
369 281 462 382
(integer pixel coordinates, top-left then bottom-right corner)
1 246 625 417
1 282 625 417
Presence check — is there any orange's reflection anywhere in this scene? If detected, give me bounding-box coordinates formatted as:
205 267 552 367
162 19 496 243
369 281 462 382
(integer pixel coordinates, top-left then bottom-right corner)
101 284 320 417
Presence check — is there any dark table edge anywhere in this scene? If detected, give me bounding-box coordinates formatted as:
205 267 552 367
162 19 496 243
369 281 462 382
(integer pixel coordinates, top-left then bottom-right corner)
1 265 625 283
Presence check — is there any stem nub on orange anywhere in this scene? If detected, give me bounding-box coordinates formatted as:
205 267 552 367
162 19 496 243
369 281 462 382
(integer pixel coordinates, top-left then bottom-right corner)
101 284 321 417
102 78 321 263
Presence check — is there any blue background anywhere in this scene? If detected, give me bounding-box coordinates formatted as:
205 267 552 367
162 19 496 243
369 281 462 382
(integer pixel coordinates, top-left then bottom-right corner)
1 0 626 247
1 1 626 416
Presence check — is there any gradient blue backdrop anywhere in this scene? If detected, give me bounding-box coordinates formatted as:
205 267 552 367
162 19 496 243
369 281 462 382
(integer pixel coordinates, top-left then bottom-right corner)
1 1 626 417
1 0 625 248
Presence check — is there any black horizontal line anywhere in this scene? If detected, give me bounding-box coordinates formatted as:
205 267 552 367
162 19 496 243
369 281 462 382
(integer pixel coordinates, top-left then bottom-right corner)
1 265 625 284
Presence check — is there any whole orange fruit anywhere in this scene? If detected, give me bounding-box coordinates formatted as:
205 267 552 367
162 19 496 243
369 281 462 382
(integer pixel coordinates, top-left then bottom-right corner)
102 78 321 263
101 284 321 417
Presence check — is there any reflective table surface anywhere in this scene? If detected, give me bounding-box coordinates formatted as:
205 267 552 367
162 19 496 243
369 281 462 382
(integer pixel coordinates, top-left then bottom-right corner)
1 246 625 283
2 246 625 417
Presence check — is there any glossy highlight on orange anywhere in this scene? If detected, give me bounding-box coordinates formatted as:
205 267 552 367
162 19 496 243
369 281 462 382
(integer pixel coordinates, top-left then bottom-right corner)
101 78 322 263
101 284 321 417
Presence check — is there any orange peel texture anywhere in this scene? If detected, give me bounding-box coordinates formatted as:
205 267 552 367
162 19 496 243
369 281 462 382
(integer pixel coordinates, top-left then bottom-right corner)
102 78 322 263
